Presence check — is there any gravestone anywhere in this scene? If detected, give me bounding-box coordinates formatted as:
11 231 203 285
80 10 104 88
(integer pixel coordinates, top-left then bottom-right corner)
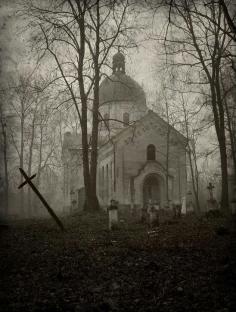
181 196 186 214
173 200 182 218
108 199 118 230
147 204 159 227
186 190 194 213
206 182 218 211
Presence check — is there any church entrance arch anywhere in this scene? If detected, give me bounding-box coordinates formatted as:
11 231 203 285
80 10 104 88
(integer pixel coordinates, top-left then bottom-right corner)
143 174 162 206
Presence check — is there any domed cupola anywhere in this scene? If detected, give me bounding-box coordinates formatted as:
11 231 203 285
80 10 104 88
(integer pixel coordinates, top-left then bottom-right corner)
112 52 125 74
99 52 147 106
99 52 147 133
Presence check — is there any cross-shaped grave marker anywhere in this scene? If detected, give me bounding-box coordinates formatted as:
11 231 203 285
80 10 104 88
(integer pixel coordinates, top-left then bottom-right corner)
18 168 65 232
207 182 215 201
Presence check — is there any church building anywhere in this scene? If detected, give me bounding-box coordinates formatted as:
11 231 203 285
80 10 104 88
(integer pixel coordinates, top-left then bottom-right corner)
62 52 188 212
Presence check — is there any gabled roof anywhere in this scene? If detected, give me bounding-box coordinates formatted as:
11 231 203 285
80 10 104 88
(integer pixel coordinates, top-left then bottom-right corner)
99 110 187 152
62 110 187 156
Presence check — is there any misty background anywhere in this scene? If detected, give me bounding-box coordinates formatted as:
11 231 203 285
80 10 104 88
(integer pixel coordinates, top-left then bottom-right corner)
0 0 234 219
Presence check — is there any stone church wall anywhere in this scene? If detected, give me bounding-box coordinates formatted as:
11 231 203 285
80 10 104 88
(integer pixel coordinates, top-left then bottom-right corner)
110 120 187 210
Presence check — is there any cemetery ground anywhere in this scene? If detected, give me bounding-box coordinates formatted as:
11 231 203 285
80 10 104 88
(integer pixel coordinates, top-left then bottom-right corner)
0 211 236 312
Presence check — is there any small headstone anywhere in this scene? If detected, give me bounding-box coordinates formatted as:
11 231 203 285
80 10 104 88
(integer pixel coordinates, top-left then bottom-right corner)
186 191 194 213
147 204 159 227
187 201 194 213
181 196 186 214
107 199 118 230
173 200 182 218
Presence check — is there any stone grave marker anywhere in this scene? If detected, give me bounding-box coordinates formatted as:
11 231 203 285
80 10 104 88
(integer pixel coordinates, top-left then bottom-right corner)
108 199 118 230
206 182 218 211
147 204 159 227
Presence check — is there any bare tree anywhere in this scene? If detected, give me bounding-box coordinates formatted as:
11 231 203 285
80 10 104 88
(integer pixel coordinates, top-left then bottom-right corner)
219 0 236 39
220 66 236 179
0 101 9 214
21 0 133 211
151 0 234 211
7 73 37 215
179 93 201 213
3 70 57 216
154 86 176 206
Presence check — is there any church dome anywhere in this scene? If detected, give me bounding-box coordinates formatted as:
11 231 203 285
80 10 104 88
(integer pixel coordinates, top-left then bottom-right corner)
99 52 146 106
113 51 125 62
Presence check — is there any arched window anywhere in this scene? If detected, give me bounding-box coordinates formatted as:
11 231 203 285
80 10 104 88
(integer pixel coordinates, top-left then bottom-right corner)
147 144 156 161
123 112 129 126
104 113 109 128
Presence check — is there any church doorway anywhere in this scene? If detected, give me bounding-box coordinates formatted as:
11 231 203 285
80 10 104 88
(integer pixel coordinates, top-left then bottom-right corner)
143 174 162 206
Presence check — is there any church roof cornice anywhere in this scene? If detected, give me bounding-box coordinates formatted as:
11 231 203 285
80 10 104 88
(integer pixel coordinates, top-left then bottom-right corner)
98 110 187 155
108 110 186 143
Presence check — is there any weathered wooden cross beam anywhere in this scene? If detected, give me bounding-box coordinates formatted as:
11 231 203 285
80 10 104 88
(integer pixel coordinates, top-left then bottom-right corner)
18 168 65 232
18 173 37 189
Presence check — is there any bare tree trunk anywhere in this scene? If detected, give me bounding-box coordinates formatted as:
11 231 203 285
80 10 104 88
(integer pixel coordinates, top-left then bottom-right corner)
215 58 229 210
76 7 92 211
34 123 43 215
27 114 36 217
187 146 201 214
20 107 25 216
164 99 170 205
219 0 236 38
89 1 100 211
181 96 201 214
192 140 200 212
225 105 236 178
218 130 229 210
23 0 130 213
186 3 229 211
221 80 236 179
0 114 9 215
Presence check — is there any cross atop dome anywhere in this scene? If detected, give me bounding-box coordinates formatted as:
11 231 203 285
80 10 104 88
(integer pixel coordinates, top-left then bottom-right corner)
112 50 125 74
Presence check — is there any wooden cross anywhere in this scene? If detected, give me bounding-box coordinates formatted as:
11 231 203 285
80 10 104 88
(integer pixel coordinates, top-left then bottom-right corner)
18 168 65 232
18 173 37 189
207 182 214 201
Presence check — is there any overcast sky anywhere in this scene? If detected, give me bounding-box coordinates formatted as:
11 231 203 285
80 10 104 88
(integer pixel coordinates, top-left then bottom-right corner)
0 1 220 176
0 1 163 103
